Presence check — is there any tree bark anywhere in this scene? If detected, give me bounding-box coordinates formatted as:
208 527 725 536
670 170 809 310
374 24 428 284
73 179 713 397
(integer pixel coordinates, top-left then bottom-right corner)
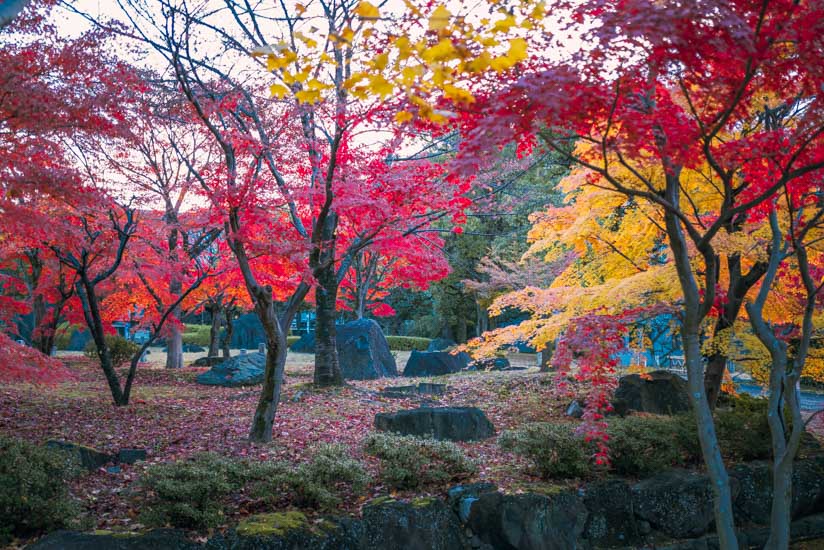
313 263 343 387
248 294 288 443
165 278 184 368
703 254 767 409
222 308 233 358
208 303 221 357
663 168 738 548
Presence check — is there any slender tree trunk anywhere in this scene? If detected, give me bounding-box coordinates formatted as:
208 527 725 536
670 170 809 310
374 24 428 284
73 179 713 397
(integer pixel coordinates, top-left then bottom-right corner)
77 278 126 406
456 317 468 343
314 264 343 387
704 255 767 409
222 308 234 358
662 167 738 548
208 305 221 357
165 278 184 368
248 296 287 442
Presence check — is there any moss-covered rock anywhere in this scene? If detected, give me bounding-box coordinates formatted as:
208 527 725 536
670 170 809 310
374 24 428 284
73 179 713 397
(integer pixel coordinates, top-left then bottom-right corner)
236 511 310 537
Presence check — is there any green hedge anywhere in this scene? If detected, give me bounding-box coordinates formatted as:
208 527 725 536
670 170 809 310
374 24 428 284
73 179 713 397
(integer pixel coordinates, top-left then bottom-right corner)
385 336 432 351
0 436 82 544
287 336 301 346
182 325 211 347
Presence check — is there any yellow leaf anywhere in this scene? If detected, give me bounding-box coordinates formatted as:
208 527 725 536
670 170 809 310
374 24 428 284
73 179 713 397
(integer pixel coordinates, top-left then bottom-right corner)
269 83 290 98
421 38 457 63
394 111 414 123
354 1 380 19
507 37 528 63
295 88 322 103
492 14 516 33
295 3 307 15
466 51 491 72
400 65 423 86
443 84 474 104
372 52 389 71
368 74 394 98
294 31 317 49
394 36 412 59
428 5 451 31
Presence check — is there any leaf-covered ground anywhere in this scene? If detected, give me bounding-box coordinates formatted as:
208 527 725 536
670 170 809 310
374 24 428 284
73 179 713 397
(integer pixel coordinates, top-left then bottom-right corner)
0 349 566 533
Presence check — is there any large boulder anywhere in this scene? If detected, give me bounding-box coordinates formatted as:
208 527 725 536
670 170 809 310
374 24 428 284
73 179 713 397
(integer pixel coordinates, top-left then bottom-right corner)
403 350 471 377
289 320 397 380
467 357 522 371
374 407 494 441
336 319 397 380
466 491 587 550
631 470 716 539
731 457 824 525
222 511 362 550
228 313 265 349
67 328 92 351
290 331 316 353
581 479 641 548
612 370 691 415
195 352 266 387
361 497 468 550
427 338 457 352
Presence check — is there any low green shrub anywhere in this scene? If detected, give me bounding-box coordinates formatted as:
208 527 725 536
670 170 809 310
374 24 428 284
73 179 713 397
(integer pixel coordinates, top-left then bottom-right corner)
498 423 591 479
714 393 774 461
251 443 369 510
363 432 476 490
606 415 696 477
287 336 301 346
385 336 432 351
84 335 140 367
0 436 82 544
139 453 248 529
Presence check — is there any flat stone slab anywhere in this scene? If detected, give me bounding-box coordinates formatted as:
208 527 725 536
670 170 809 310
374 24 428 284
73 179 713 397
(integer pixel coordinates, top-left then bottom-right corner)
46 440 113 470
379 383 448 399
374 407 495 441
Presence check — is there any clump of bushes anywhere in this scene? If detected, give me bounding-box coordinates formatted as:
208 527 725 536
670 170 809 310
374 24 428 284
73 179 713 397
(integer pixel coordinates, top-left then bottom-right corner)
139 452 245 529
363 432 476 490
0 436 82 544
500 394 810 480
384 336 432 351
498 422 591 479
286 335 301 346
251 443 369 510
84 335 140 367
140 445 369 529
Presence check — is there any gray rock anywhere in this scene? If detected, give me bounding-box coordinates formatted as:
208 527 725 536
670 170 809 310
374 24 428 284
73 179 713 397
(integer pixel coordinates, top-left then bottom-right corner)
195 352 266 387
632 470 716 539
374 407 495 441
361 497 469 550
466 491 587 550
403 350 471 377
427 338 457 352
379 383 448 399
337 319 397 380
468 357 513 371
191 356 223 367
290 320 397 380
228 313 266 350
612 370 691 415
565 400 584 419
29 529 200 549
290 331 316 353
581 479 640 547
117 448 147 464
45 440 113 471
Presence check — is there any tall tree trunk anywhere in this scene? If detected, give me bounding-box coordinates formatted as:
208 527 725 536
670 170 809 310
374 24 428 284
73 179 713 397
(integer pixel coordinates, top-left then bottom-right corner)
208 304 221 357
248 292 288 443
704 254 767 409
314 263 343 387
222 308 233 358
663 167 738 548
165 280 184 369
77 278 126 406
456 317 468 343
